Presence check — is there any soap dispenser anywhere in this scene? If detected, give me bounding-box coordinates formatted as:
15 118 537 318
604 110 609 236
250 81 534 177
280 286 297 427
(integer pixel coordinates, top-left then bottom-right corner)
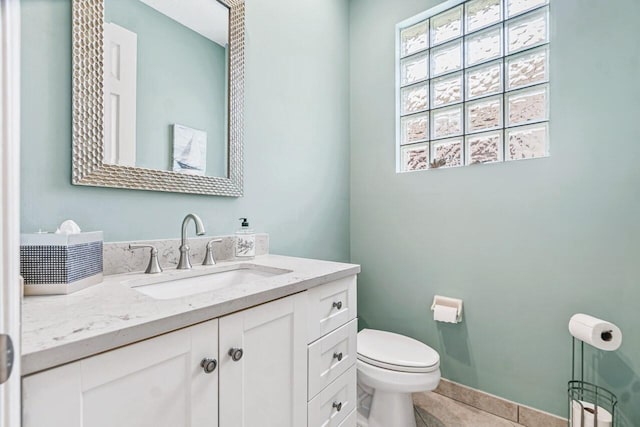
235 217 256 259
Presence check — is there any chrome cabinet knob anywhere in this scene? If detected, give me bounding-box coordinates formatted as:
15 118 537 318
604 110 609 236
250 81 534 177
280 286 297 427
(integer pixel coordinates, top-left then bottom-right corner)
333 352 343 362
228 348 244 362
200 358 217 374
332 401 342 412
332 301 343 310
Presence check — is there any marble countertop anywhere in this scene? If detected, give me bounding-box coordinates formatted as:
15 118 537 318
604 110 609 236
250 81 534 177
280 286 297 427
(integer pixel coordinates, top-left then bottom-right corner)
22 254 360 376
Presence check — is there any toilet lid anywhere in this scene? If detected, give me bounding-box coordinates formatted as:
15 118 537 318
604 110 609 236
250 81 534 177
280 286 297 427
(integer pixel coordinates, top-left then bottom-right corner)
357 329 440 373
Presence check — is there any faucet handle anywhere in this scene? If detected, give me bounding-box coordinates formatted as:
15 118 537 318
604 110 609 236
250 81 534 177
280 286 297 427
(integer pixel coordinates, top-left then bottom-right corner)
129 244 163 274
203 239 223 266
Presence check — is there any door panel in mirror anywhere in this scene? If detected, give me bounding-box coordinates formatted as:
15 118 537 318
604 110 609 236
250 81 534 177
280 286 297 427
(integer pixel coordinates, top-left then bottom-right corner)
103 0 229 178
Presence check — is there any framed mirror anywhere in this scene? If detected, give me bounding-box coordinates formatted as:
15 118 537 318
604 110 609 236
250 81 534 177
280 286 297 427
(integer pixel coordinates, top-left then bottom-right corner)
71 0 244 196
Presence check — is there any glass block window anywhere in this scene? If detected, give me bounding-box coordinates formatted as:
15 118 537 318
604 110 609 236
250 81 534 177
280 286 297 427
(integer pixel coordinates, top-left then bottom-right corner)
397 0 549 172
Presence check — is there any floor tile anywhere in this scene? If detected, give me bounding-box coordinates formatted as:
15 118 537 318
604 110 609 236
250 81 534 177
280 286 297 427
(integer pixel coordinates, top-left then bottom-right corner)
415 408 428 427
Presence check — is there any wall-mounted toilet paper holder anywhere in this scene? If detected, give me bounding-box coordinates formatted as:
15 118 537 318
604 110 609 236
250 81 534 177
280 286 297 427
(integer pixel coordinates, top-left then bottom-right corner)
431 295 463 323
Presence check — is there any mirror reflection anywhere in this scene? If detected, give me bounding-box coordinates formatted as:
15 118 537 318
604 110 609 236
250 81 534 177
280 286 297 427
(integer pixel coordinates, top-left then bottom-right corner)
103 0 229 177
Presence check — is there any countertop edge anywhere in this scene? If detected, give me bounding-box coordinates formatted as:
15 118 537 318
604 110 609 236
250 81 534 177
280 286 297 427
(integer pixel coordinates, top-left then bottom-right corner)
21 264 360 376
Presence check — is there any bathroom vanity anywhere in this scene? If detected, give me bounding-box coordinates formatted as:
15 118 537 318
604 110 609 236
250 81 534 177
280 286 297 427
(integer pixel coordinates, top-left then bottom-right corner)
21 255 359 427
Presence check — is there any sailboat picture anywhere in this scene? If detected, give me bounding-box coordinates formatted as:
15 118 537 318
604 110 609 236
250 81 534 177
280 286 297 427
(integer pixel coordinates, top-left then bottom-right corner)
173 124 207 175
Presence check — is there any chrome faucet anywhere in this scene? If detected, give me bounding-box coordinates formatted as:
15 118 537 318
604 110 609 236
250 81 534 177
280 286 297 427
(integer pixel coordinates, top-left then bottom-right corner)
202 238 223 266
177 213 206 270
129 244 163 274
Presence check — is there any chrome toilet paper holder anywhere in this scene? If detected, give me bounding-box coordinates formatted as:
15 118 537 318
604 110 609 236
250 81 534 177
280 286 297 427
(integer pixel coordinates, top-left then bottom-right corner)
568 338 618 426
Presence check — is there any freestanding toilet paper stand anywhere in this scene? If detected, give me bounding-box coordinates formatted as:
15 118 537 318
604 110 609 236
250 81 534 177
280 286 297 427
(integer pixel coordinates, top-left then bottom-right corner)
568 337 617 426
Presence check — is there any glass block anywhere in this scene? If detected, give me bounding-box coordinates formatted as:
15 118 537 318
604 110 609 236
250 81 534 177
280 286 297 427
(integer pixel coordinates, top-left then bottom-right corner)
431 105 463 139
506 46 548 90
506 84 548 126
431 138 463 168
465 0 502 33
466 95 503 133
401 84 428 115
506 7 548 54
465 59 503 100
431 72 463 108
401 143 429 171
466 131 503 164
465 24 502 67
431 39 463 77
506 123 548 160
400 113 429 145
401 21 428 57
401 52 429 86
507 0 548 18
430 5 463 46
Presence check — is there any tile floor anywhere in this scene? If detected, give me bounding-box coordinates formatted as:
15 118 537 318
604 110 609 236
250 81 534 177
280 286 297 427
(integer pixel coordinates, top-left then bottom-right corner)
414 392 526 427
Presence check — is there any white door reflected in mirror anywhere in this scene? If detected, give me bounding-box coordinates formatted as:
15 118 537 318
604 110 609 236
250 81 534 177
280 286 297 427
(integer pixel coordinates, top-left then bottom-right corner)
102 0 230 178
104 22 137 167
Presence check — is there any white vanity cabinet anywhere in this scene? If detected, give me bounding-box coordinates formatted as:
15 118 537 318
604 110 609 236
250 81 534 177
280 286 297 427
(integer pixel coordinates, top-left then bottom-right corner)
22 319 219 427
22 274 358 427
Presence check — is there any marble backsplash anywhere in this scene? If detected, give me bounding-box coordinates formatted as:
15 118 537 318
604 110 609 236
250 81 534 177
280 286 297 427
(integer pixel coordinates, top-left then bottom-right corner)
103 233 269 276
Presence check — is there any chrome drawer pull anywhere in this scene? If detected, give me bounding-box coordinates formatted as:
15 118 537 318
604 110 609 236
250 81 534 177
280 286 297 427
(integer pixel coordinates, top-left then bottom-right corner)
333 401 342 412
333 352 343 362
332 301 343 310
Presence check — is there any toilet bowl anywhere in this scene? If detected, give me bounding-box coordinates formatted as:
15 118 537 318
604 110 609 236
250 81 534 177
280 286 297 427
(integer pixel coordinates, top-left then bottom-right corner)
356 329 440 427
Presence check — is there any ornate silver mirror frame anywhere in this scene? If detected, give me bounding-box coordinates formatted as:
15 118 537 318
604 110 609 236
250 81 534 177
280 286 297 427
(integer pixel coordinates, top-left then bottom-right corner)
71 0 244 196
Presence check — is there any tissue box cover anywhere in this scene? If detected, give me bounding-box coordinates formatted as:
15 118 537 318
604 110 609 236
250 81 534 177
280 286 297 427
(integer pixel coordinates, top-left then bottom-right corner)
20 231 103 295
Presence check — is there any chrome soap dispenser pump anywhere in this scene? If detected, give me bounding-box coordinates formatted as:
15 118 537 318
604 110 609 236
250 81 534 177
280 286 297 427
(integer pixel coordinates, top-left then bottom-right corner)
235 217 255 259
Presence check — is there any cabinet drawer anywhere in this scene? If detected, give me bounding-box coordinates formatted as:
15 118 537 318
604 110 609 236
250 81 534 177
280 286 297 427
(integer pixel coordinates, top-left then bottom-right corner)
307 366 357 427
307 275 357 343
308 318 357 400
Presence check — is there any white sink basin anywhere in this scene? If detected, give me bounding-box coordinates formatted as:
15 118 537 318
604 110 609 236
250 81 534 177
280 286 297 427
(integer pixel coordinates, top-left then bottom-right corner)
123 264 291 300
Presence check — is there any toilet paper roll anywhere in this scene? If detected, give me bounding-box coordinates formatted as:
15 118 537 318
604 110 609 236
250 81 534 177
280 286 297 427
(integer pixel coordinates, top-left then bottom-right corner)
433 305 458 323
571 400 612 427
568 314 622 351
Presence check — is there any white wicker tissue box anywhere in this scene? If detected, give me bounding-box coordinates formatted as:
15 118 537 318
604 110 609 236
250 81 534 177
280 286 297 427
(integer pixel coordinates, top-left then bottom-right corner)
20 231 104 295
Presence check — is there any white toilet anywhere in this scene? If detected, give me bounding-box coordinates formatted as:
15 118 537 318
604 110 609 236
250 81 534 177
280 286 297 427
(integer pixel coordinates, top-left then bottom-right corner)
356 329 441 427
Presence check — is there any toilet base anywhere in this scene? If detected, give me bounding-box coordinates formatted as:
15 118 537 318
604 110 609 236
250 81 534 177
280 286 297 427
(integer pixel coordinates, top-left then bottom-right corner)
364 390 416 427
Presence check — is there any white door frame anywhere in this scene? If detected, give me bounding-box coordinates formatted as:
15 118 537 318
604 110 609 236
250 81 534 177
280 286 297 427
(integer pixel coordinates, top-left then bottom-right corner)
0 0 22 426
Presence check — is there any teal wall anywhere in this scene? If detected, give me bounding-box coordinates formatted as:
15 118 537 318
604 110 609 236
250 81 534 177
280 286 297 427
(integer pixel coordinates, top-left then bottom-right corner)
20 0 350 262
22 0 640 422
350 0 640 423
105 0 227 176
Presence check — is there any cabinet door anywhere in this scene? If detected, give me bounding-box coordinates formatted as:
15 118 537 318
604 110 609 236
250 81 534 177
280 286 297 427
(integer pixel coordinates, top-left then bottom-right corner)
23 319 219 427
219 292 308 427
